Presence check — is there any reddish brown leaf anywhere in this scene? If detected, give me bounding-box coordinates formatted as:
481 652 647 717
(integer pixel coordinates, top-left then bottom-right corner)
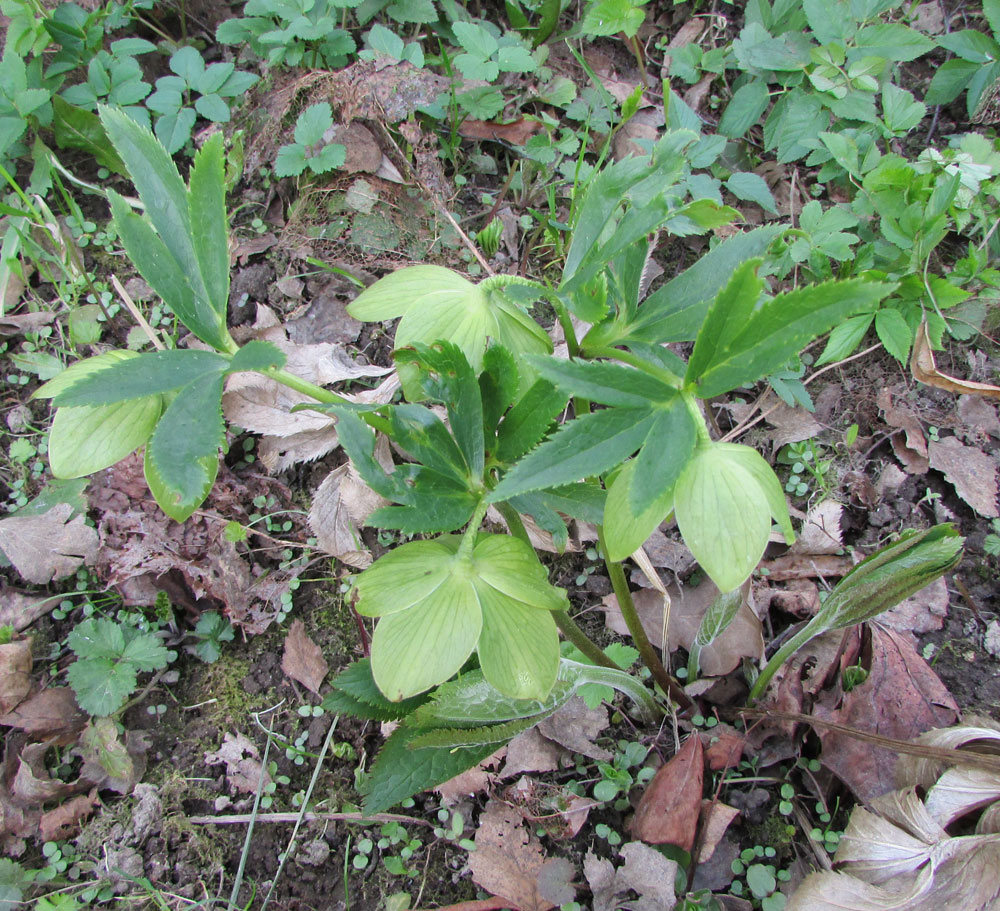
697 799 741 863
281 620 329 694
0 687 86 737
928 435 999 518
469 799 559 911
0 639 32 714
814 626 959 802
631 735 704 851
877 388 930 474
459 118 542 145
702 724 747 772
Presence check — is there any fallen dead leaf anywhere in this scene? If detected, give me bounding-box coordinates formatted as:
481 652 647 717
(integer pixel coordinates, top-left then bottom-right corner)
697 799 741 863
912 320 1000 399
0 311 55 337
204 732 270 795
877 388 930 474
233 233 278 266
469 799 561 911
11 742 82 805
434 747 505 804
928 435 1000 518
326 122 382 173
0 504 98 584
585 842 678 911
760 553 855 581
39 790 98 842
631 735 703 851
76 718 149 794
281 620 329 694
765 401 823 448
879 576 950 639
536 696 611 762
326 60 453 123
613 108 662 161
0 588 62 633
702 723 748 772
459 118 542 145
0 640 32 714
501 727 564 779
958 395 1000 441
814 625 959 802
788 500 843 556
0 687 86 737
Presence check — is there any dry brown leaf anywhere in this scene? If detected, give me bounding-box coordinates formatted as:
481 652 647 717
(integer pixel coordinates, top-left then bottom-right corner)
76 718 148 794
814 626 959 802
585 842 679 911
697 800 741 863
702 724 748 772
309 456 389 567
469 799 558 911
911 320 1000 399
0 587 61 633
958 395 1000 441
204 732 270 794
765 402 823 448
928 435 999 518
683 73 715 113
326 122 382 173
877 388 929 474
233 234 278 266
459 118 542 145
613 108 662 161
434 747 505 804
0 504 98 584
39 790 98 842
11 743 82 805
0 687 86 737
879 576 950 638
281 620 329 694
0 311 55 337
501 727 564 779
536 696 611 762
789 500 843 555
761 553 855 581
632 735 703 850
327 60 453 123
0 640 32 714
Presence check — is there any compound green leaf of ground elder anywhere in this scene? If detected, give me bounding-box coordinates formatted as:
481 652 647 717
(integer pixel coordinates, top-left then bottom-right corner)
674 443 778 592
354 534 567 701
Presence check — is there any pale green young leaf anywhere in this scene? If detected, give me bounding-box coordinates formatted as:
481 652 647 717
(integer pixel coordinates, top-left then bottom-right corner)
603 459 676 562
674 444 773 592
370 579 482 701
853 23 935 62
986 0 1000 37
472 535 569 612
353 538 461 618
120 627 170 671
690 279 892 398
475 585 559 700
188 131 230 323
144 447 219 523
68 617 125 661
67 657 137 717
49 396 162 478
489 407 657 502
294 103 334 146
146 374 225 514
716 443 794 544
51 350 227 407
274 144 307 177
348 266 471 322
726 172 778 213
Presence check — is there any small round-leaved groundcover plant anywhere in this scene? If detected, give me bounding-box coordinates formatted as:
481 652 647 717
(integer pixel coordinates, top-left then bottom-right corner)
38 107 964 811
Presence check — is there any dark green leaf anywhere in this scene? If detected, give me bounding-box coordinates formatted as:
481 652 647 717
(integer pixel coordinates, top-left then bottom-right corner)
409 715 552 748
389 404 472 485
52 349 227 406
51 96 126 174
323 658 429 720
361 721 498 813
490 407 657 502
529 482 606 525
718 79 771 139
853 23 935 62
494 378 567 464
479 345 520 431
530 357 677 408
630 398 698 512
763 90 828 163
606 224 785 346
924 58 981 106
146 373 225 511
228 340 286 374
690 279 893 398
188 131 230 328
366 470 479 533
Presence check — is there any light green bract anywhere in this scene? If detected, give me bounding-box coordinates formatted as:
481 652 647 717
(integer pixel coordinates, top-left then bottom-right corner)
353 533 568 702
346 265 551 397
674 442 794 592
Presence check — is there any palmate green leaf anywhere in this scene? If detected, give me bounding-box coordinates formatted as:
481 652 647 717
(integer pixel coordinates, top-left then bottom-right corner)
409 716 552 748
687 278 893 399
603 458 676 562
494 378 566 464
489 407 657 502
589 224 785 348
629 398 698 512
68 617 125 661
366 471 480 534
354 534 567 701
479 345 520 431
390 404 472 484
529 356 677 408
674 443 787 592
146 374 226 521
67 657 137 717
750 525 963 701
50 349 228 407
394 342 484 477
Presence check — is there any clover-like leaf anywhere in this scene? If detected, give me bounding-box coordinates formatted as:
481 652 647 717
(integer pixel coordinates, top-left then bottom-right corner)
354 533 568 701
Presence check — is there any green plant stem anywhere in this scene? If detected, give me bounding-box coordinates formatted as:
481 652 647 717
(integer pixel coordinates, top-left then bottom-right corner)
598 527 694 711
264 367 348 404
554 610 618 669
586 345 683 389
547 290 581 359
494 501 533 547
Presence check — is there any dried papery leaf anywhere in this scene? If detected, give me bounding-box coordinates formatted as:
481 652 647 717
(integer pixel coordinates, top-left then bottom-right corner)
434 747 505 804
0 588 61 633
501 727 564 779
469 799 558 911
787 866 934 910
39 790 98 842
204 732 270 794
925 766 1000 828
765 401 822 448
281 620 329 694
459 118 542 145
788 500 843 555
869 787 948 845
0 504 98 584
631 735 703 850
898 725 1000 790
616 841 678 911
697 800 740 863
911 320 1000 399
833 806 935 884
0 688 86 737
0 640 32 714
879 576 950 638
928 436 999 518
760 553 855 580
536 697 611 762
12 743 82 805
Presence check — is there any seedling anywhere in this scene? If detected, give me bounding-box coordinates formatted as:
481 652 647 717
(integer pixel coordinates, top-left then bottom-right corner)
274 103 346 178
